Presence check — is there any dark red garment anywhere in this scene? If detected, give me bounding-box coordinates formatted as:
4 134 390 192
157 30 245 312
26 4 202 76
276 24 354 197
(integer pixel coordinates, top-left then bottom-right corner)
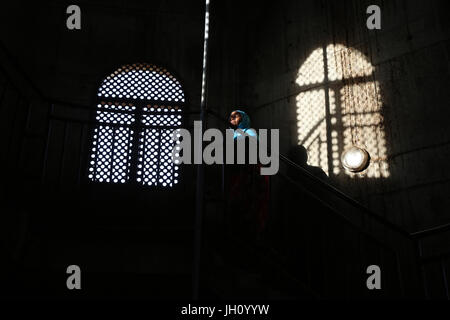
226 163 270 238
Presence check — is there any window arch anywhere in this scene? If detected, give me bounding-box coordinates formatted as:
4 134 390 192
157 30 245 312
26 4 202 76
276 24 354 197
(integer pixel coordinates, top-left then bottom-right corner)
296 44 389 178
88 63 185 187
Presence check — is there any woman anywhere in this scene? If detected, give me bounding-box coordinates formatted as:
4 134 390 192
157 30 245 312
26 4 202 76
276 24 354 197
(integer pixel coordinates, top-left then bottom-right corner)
226 109 270 241
229 110 258 139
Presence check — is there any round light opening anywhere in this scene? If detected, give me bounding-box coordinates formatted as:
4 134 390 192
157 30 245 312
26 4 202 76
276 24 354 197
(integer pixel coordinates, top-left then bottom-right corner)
341 146 370 173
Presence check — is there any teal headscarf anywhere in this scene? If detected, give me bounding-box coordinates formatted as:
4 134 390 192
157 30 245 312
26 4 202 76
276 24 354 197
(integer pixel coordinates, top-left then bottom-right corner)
234 110 251 130
232 110 257 139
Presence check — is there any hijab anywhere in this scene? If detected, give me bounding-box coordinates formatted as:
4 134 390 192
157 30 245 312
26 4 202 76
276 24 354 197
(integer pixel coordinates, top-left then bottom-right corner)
231 110 257 139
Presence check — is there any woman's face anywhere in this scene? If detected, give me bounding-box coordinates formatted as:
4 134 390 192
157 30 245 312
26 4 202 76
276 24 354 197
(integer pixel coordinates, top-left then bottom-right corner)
229 111 242 128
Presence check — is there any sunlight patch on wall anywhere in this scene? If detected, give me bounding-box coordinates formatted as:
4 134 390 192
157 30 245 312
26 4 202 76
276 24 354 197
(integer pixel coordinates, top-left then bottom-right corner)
296 89 336 175
326 44 374 81
296 49 325 86
296 44 389 178
341 82 389 178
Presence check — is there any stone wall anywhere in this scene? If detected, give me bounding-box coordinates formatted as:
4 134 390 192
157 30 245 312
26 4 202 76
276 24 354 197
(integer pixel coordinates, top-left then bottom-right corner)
234 0 450 232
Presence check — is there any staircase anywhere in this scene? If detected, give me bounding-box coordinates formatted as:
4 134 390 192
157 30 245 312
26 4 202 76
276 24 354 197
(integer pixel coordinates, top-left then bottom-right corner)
200 113 450 300
2 40 450 300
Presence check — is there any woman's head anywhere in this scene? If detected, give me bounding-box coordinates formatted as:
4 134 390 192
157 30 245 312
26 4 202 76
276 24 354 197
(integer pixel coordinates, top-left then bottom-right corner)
229 110 251 129
229 110 242 128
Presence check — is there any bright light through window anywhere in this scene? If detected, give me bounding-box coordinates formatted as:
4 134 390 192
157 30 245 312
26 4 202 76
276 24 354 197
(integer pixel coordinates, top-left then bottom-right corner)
88 63 185 187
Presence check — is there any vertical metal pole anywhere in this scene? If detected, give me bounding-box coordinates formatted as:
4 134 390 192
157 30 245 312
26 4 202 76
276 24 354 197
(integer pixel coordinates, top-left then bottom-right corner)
193 0 211 300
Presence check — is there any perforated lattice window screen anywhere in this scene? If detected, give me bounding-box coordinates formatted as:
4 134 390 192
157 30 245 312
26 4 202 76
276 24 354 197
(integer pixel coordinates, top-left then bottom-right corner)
88 63 184 187
98 63 185 102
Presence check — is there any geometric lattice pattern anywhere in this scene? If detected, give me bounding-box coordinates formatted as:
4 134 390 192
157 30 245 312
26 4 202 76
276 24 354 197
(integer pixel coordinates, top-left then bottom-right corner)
341 81 388 178
98 101 136 111
97 63 185 102
137 128 159 186
135 105 182 187
296 44 389 178
88 64 184 187
96 110 135 125
136 129 178 187
296 89 330 174
158 129 178 186
142 114 182 127
88 125 133 183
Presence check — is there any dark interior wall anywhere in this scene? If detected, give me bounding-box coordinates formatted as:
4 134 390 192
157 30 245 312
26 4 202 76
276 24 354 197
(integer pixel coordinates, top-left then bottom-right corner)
206 0 267 129
0 0 207 286
233 0 450 232
0 0 449 299
0 0 205 105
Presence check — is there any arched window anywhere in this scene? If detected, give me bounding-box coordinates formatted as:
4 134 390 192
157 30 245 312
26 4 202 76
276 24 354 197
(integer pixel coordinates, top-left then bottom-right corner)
296 44 389 178
88 63 185 187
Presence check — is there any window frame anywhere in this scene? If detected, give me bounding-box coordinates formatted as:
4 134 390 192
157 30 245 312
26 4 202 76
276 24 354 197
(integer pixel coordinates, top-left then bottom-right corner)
86 64 187 189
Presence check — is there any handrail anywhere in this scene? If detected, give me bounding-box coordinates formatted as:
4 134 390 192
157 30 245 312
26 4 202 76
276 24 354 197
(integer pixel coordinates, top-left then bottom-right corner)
205 109 450 240
3 35 450 299
279 153 450 240
2 36 449 241
204 109 450 288
205 110 412 238
410 222 450 239
278 154 412 237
